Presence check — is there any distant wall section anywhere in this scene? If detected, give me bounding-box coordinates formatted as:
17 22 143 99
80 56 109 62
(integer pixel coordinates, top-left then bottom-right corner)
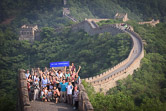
84 29 144 93
71 20 144 93
71 20 124 36
91 30 144 92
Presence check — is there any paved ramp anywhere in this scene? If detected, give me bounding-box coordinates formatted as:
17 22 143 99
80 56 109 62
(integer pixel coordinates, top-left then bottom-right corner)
30 101 76 111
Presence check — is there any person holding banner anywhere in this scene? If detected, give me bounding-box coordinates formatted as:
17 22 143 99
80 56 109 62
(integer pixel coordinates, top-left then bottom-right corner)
71 63 76 73
64 66 71 80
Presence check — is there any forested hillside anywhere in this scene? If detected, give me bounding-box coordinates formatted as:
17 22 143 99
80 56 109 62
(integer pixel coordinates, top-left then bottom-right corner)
0 0 166 111
31 28 131 78
68 0 166 21
0 0 73 28
114 0 166 21
68 0 141 21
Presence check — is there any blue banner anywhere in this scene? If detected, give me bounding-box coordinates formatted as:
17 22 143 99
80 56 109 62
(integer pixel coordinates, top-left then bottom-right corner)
50 61 70 68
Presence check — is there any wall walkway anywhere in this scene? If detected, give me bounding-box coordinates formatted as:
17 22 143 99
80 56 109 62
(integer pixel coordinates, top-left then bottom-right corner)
71 20 144 93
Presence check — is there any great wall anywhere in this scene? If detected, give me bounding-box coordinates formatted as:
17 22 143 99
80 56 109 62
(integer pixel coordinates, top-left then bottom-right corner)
18 0 145 110
70 19 144 93
138 19 160 27
18 19 144 110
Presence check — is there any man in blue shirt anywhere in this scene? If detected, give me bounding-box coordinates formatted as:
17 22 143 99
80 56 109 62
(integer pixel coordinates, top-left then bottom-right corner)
59 79 68 102
41 76 48 88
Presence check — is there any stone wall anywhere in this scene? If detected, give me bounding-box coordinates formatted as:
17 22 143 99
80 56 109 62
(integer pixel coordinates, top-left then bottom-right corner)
72 20 144 93
78 84 94 111
92 36 144 93
18 69 31 111
138 19 160 26
19 25 40 42
85 18 110 23
87 29 143 93
84 44 134 83
62 0 77 22
72 20 124 36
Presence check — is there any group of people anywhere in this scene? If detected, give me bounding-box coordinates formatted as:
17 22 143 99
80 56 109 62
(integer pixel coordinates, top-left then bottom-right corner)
26 63 81 110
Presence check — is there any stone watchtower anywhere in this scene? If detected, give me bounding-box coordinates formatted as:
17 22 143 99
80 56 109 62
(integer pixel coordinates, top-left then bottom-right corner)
19 25 40 42
114 13 129 22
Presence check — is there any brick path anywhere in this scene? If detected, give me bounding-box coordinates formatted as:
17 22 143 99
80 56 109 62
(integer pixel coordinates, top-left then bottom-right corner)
30 101 76 111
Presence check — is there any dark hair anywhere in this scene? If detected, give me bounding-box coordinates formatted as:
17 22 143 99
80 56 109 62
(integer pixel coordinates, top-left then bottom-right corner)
58 70 61 73
30 82 33 85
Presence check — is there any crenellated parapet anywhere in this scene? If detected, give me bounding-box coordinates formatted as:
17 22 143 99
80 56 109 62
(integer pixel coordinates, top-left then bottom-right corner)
91 29 144 93
138 19 160 27
85 18 110 23
71 20 124 36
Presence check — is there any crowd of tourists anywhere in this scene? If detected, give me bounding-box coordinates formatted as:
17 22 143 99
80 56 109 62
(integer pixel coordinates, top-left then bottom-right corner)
25 63 81 110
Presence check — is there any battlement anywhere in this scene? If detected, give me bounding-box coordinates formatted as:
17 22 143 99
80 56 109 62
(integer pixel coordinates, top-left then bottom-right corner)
21 24 38 29
138 19 160 27
85 29 144 93
85 18 110 23
71 20 124 36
